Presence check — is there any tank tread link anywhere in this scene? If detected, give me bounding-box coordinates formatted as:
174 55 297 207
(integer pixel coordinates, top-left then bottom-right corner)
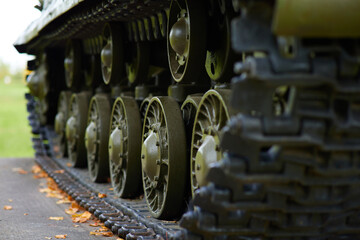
16 0 360 239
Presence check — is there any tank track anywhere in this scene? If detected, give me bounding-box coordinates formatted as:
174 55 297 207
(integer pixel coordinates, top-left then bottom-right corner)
26 93 185 240
25 0 171 52
22 1 360 239
180 14 360 239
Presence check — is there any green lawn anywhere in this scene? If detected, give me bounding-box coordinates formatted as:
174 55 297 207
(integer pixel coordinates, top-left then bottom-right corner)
0 80 34 157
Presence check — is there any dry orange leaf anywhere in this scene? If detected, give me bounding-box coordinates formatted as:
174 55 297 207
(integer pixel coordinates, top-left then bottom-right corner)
65 202 80 215
66 163 72 167
89 223 101 227
73 224 80 228
8 199 13 202
55 234 67 239
72 211 92 223
33 172 48 179
98 193 107 198
46 192 65 199
54 169 65 174
65 207 78 215
24 213 29 216
53 145 60 153
31 165 42 174
12 168 28 174
4 205 12 210
56 199 71 204
45 237 52 239
39 188 51 193
108 188 114 191
49 217 64 221
90 231 113 237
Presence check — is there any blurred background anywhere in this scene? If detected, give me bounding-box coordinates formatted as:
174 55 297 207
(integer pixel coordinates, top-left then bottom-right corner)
0 1 41 157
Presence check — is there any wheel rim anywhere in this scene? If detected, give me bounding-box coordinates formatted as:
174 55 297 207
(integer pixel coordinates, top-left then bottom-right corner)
190 90 231 197
205 11 235 82
109 97 142 197
167 0 207 83
141 97 187 219
101 23 124 85
66 92 90 167
85 94 111 182
140 97 151 124
64 40 82 88
85 54 101 87
125 42 149 85
55 91 72 157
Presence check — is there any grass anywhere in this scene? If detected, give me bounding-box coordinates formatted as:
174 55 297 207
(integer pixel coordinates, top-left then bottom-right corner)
0 79 34 157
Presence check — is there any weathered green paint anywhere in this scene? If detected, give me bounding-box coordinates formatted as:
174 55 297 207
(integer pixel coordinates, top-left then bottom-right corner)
273 0 360 37
14 0 84 49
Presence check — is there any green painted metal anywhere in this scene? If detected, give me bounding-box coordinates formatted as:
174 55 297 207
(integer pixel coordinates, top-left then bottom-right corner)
273 0 360 37
14 0 84 49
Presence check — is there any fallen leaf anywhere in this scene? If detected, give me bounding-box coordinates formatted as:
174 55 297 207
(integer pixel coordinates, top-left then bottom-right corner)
90 231 113 237
46 192 65 199
54 235 67 239
53 145 60 153
65 208 78 215
65 202 80 215
89 222 102 227
4 205 12 210
49 217 64 221
32 165 42 174
54 169 65 174
39 188 52 193
34 172 48 179
98 193 107 198
45 237 52 239
56 199 71 204
73 225 80 228
108 188 114 191
72 211 92 223
66 163 72 167
12 168 28 174
24 213 29 216
8 199 13 202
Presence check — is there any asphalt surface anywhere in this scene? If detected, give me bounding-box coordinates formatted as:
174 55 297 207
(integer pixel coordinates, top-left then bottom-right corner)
0 158 118 240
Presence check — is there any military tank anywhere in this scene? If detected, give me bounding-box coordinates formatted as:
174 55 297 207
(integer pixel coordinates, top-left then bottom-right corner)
15 0 360 239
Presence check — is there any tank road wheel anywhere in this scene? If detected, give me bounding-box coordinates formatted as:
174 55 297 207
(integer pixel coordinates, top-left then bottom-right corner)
101 23 124 85
167 0 207 83
205 10 235 83
140 97 151 124
125 42 149 86
85 54 102 88
181 95 203 143
64 40 83 89
141 97 187 219
85 94 111 183
66 92 91 167
190 89 231 197
109 97 142 198
54 91 72 157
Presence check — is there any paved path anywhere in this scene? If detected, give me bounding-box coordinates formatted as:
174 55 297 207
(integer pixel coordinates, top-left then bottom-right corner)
0 158 118 240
